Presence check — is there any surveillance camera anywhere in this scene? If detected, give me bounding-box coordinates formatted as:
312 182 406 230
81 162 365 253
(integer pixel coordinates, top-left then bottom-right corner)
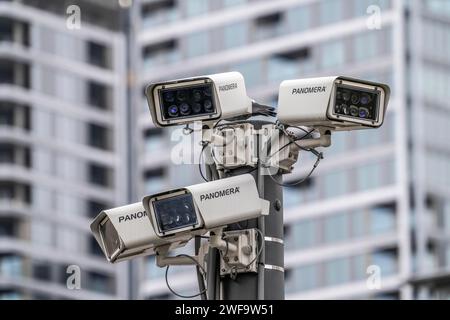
143 174 269 238
145 71 252 127
90 202 191 263
277 76 390 131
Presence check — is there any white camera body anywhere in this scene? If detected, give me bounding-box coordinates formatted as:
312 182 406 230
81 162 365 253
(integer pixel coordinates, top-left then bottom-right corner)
90 202 191 263
143 174 269 239
91 174 269 263
145 72 252 127
277 76 390 131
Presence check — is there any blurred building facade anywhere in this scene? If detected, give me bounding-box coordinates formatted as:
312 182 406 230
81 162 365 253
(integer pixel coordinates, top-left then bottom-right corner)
0 0 129 299
1 0 450 300
130 0 450 300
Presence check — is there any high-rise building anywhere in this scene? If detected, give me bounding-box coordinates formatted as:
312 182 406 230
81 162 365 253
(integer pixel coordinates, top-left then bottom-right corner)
2 0 450 300
130 0 450 300
0 0 129 299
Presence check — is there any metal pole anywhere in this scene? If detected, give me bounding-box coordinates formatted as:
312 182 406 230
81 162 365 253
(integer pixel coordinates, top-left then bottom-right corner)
219 120 285 300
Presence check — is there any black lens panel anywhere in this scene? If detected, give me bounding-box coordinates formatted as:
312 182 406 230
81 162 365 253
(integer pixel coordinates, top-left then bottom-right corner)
152 193 198 234
159 83 216 120
334 84 379 121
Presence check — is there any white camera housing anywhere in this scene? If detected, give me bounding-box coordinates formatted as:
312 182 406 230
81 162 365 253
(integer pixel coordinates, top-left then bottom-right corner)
145 71 252 127
277 76 390 131
90 202 191 263
90 175 269 263
143 174 269 238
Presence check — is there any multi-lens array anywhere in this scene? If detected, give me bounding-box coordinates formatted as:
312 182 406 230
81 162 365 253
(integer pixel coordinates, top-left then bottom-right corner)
152 193 198 234
334 85 379 121
159 83 216 120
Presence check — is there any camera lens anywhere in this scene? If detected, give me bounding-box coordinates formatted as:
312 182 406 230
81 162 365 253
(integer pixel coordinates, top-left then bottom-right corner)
193 90 202 102
176 90 187 101
179 103 191 115
350 105 359 117
174 214 182 226
164 92 175 102
351 93 360 104
342 104 350 115
204 99 213 111
183 213 191 224
192 103 202 113
168 105 179 117
359 107 369 118
342 91 351 102
360 94 370 105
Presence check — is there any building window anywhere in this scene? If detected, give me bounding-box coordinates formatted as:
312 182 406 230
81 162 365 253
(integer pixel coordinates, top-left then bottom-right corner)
88 163 112 188
186 0 209 17
32 261 52 281
320 0 343 25
142 39 180 69
87 123 111 150
324 257 351 286
370 204 396 235
286 5 310 32
223 22 247 49
142 0 178 27
323 170 349 198
87 41 110 69
186 31 209 58
87 271 113 294
353 32 378 62
321 40 345 69
0 217 17 237
0 255 22 278
0 144 14 164
324 212 350 243
371 249 397 276
87 199 109 218
88 81 110 110
144 167 166 193
0 18 13 42
253 12 284 42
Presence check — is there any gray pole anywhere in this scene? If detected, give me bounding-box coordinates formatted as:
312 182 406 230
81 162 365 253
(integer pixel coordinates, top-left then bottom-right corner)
218 120 285 300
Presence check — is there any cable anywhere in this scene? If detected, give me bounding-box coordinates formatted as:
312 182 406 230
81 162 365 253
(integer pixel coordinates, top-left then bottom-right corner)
198 142 210 182
266 151 322 188
165 254 207 299
194 236 207 300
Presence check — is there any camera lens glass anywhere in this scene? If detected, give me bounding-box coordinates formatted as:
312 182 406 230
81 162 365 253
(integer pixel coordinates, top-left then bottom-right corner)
193 90 202 102
159 83 216 120
204 99 213 111
153 193 198 234
359 107 369 118
342 91 351 102
164 92 175 103
350 105 359 117
176 90 187 101
360 94 370 105
168 105 179 117
351 93 360 104
179 103 191 115
192 102 202 113
334 85 379 121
